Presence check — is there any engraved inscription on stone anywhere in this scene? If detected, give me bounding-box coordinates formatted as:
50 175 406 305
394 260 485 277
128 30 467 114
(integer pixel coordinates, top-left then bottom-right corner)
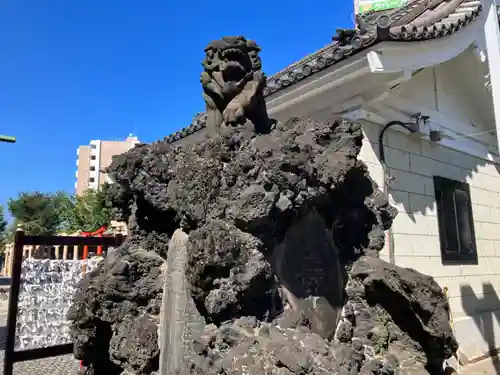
271 211 344 339
298 247 327 296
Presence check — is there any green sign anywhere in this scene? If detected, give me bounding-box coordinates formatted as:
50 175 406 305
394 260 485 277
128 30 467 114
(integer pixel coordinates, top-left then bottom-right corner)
0 135 16 143
356 0 407 14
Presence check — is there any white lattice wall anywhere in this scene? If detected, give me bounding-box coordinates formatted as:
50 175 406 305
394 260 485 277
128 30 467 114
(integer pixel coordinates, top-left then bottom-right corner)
15 258 102 350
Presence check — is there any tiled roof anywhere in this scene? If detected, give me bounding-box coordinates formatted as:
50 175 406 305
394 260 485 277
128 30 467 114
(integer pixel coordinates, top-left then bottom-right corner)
164 0 482 144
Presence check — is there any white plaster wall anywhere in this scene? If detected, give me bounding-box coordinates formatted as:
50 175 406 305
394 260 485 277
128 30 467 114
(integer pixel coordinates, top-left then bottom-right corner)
388 46 497 152
349 45 500 361
357 90 500 361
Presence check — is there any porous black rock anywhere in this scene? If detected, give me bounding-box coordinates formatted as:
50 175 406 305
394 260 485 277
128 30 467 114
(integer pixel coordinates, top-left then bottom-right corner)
109 314 160 374
348 256 458 371
178 255 457 375
186 220 280 324
69 117 457 375
68 243 165 375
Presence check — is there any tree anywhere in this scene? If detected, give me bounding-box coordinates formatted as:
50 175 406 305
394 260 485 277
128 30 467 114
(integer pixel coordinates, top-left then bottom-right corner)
0 206 7 254
0 206 7 238
59 186 113 233
8 191 68 235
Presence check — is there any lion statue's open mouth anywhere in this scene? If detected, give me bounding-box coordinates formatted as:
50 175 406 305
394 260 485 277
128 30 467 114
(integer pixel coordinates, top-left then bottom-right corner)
221 60 246 82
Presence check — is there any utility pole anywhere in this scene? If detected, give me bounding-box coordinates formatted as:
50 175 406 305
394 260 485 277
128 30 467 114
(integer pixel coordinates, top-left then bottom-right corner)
0 135 16 143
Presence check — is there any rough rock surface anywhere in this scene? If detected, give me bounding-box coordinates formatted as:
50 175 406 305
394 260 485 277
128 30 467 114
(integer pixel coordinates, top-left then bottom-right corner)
175 257 457 375
68 244 164 375
69 117 457 375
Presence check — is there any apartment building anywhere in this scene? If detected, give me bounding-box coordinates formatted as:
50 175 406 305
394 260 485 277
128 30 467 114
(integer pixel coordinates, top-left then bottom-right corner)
75 134 140 195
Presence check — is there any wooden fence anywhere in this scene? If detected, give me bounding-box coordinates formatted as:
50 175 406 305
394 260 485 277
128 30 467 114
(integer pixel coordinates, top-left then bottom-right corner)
3 230 124 375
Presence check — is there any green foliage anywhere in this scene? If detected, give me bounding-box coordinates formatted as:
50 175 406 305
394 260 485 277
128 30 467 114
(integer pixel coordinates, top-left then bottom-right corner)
59 185 113 233
8 191 68 235
0 206 6 238
7 186 114 237
0 206 7 254
4 222 16 244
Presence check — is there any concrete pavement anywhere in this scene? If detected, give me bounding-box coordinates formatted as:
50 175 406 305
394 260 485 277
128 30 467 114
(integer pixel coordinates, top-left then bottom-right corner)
456 356 500 375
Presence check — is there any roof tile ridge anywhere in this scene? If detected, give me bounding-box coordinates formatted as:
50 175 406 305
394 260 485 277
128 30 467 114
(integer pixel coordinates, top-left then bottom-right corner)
390 0 466 32
164 4 484 144
390 0 434 26
268 44 337 79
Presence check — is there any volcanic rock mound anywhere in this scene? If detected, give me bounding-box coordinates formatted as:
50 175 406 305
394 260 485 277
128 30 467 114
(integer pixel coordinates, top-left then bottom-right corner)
69 116 457 375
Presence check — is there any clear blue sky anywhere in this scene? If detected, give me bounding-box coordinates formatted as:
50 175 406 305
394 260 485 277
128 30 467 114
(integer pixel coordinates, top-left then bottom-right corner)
0 0 353 215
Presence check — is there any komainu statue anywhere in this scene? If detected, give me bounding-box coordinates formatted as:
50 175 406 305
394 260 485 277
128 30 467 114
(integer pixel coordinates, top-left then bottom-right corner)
201 36 271 137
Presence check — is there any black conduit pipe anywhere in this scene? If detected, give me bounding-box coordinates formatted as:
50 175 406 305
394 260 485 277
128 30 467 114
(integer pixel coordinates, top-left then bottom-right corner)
378 120 416 167
378 120 417 265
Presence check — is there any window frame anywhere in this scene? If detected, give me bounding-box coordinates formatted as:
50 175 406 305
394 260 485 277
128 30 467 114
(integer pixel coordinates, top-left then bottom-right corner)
434 176 478 265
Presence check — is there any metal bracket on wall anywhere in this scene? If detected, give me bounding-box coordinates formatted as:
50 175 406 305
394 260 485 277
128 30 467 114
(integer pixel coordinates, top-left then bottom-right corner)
408 112 430 133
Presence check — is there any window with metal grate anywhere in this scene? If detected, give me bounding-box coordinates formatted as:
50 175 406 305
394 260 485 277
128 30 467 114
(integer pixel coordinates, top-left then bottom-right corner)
434 176 478 265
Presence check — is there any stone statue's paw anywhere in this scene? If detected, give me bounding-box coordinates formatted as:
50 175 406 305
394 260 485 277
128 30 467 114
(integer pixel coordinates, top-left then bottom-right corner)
223 103 245 125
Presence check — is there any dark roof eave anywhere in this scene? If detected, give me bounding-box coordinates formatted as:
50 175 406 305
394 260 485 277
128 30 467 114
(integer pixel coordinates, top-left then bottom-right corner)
165 0 483 145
